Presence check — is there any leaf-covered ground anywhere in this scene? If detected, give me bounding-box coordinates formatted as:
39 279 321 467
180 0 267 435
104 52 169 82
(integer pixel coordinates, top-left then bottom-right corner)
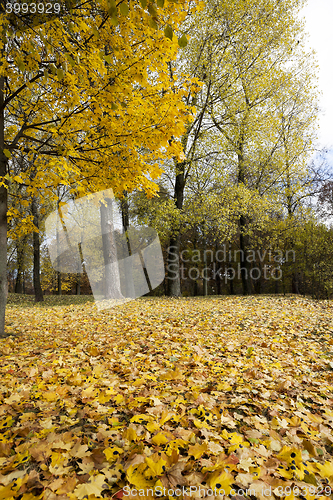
1 295 333 500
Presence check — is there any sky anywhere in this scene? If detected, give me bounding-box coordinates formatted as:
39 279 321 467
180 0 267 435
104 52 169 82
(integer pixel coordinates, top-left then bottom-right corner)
302 0 333 151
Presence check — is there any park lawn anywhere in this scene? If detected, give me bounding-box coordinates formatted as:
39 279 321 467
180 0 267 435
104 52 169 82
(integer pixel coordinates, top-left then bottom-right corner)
0 295 333 499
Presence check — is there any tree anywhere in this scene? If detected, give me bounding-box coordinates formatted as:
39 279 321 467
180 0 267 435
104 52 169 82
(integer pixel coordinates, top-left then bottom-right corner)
161 0 319 296
318 180 333 219
100 196 124 301
31 194 43 301
0 0 196 336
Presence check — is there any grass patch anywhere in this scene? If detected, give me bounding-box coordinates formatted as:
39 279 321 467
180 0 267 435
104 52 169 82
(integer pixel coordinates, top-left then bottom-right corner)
7 293 95 308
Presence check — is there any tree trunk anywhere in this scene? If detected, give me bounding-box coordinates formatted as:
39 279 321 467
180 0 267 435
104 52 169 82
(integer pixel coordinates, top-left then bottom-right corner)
203 236 208 296
167 164 185 297
76 242 86 295
121 191 129 232
167 234 181 296
100 197 123 300
193 278 198 296
227 242 235 295
54 195 62 295
229 273 235 295
76 274 81 295
14 272 23 294
239 215 250 295
15 237 26 293
0 71 8 337
120 192 135 298
31 196 44 302
215 243 221 295
237 135 251 295
57 272 61 295
215 263 221 295
292 271 300 294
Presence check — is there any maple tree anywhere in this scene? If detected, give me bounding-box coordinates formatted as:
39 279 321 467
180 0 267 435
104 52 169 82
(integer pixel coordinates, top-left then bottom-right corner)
0 0 198 336
1 1 333 493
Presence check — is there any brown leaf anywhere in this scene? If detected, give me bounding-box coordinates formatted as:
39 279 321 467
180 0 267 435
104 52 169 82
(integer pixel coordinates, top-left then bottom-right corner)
160 461 186 488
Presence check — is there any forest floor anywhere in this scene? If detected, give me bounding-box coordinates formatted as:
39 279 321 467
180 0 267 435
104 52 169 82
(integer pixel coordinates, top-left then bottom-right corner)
1 295 333 500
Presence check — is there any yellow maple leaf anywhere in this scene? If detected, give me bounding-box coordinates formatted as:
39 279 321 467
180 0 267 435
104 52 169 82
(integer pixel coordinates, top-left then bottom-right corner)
316 461 333 478
207 470 233 492
249 466 261 479
130 414 152 424
0 416 14 431
73 474 107 499
277 466 293 480
277 446 302 466
132 378 145 386
188 442 208 459
21 494 44 500
285 491 295 500
87 346 100 356
0 476 24 499
146 421 160 433
145 456 167 476
11 451 30 468
160 410 175 426
82 386 97 399
104 446 124 462
43 391 58 402
0 486 15 500
114 394 124 404
192 418 211 429
217 382 233 391
152 433 169 446
123 427 139 442
126 464 155 489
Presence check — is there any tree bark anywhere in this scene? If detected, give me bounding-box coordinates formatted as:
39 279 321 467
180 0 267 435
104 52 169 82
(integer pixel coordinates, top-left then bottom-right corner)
215 243 221 295
227 242 235 295
0 70 8 337
167 233 181 296
167 163 185 297
291 271 300 294
57 271 61 295
100 197 123 300
15 236 27 293
215 265 221 295
203 239 208 296
238 164 250 295
120 192 135 298
237 110 251 295
31 196 44 302
76 242 86 295
229 272 235 295
193 278 198 296
76 274 81 295
56 197 62 295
